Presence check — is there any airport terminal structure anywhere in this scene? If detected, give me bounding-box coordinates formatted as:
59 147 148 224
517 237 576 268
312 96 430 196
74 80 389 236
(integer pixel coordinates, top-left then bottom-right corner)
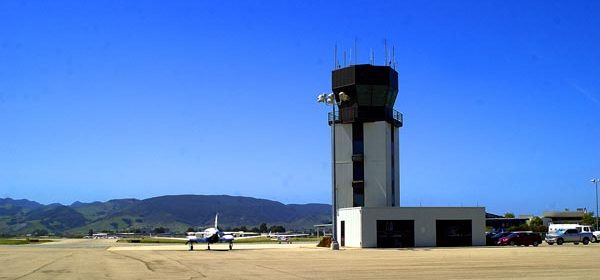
328 64 486 248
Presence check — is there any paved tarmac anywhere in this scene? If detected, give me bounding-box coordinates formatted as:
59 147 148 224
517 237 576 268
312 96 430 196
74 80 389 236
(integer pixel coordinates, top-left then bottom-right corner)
1 239 600 279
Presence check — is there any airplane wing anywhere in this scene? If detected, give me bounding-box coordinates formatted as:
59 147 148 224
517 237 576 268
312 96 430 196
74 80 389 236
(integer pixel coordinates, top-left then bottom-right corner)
203 234 263 244
223 231 261 237
233 235 265 240
153 237 189 241
218 235 234 243
270 233 309 237
149 236 209 243
136 236 192 243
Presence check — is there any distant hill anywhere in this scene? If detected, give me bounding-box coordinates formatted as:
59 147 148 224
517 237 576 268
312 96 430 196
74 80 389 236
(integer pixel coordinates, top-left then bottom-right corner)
0 198 43 216
0 195 330 235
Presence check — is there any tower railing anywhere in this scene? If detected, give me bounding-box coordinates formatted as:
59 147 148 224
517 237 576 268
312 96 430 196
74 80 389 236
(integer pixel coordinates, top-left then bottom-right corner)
328 109 403 125
393 110 403 125
328 110 340 123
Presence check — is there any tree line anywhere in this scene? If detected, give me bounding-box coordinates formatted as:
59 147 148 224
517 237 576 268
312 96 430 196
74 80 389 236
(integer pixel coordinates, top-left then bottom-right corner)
187 223 286 233
502 212 598 232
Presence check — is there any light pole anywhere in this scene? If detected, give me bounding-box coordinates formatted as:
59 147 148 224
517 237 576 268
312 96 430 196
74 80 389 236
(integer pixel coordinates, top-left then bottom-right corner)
317 91 349 250
592 179 600 230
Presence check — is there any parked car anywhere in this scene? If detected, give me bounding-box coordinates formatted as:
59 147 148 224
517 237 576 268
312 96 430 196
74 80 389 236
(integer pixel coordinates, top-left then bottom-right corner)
498 232 542 246
545 229 593 245
488 232 512 245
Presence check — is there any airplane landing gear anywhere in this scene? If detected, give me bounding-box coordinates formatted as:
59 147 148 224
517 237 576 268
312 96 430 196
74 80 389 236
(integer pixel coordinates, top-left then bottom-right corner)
207 244 211 250
229 242 233 250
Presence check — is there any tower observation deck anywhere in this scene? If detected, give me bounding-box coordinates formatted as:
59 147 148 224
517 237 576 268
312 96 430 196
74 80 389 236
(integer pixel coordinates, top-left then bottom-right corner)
329 64 403 127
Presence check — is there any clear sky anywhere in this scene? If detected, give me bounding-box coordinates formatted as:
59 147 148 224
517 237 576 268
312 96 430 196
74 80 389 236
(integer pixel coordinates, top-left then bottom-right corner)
1 1 599 216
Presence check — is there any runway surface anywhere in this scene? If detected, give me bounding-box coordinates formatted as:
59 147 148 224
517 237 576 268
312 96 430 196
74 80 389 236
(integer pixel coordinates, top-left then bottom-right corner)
1 239 600 279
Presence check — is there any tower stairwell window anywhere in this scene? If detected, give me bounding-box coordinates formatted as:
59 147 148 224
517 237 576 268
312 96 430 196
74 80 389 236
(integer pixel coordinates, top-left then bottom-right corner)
352 122 365 207
391 126 395 206
352 122 364 154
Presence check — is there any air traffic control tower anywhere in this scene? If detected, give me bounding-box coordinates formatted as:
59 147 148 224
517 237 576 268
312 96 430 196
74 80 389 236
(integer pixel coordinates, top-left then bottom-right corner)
329 64 486 248
331 64 402 210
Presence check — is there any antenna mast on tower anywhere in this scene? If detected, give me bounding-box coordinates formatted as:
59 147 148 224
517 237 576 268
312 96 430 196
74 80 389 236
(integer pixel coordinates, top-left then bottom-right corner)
354 38 358 65
392 45 396 69
334 44 338 69
384 39 388 66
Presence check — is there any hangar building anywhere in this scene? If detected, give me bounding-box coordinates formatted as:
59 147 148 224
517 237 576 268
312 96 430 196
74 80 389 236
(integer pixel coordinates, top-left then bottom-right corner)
328 64 485 248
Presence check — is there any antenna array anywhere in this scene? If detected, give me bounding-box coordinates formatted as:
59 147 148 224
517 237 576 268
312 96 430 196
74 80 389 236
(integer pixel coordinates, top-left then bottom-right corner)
333 39 397 70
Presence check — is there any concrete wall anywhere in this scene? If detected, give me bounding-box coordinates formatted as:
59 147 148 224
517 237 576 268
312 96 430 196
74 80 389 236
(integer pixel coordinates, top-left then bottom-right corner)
339 207 486 248
338 208 363 247
364 121 395 207
393 126 400 206
334 121 400 211
334 123 353 210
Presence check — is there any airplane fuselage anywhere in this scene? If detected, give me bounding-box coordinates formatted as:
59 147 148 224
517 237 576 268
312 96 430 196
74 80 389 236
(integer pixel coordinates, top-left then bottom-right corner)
186 227 234 250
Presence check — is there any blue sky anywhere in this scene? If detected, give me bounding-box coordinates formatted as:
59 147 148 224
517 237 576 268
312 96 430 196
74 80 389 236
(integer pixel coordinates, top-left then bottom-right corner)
1 1 599 216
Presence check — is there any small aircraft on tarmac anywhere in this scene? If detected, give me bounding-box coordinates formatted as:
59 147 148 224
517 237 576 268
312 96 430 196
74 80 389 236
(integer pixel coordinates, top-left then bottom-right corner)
184 214 262 251
185 214 232 250
159 214 308 250
266 232 309 244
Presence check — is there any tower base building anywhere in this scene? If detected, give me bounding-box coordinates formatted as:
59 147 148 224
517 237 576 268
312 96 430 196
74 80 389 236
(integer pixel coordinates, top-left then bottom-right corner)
338 207 486 247
328 64 485 248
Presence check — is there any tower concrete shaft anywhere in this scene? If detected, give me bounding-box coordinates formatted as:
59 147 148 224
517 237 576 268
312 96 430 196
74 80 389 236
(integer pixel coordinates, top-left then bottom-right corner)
330 64 402 211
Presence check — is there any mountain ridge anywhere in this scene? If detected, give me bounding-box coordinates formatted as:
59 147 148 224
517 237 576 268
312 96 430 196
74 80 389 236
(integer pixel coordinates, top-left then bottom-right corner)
0 195 330 235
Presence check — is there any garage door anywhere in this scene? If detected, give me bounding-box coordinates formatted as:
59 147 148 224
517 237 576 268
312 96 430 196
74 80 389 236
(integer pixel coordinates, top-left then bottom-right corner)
436 220 472 247
377 220 414 248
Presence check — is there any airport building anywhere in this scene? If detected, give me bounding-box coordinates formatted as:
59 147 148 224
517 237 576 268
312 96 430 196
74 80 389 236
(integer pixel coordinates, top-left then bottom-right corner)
327 64 486 248
485 213 530 231
543 208 589 225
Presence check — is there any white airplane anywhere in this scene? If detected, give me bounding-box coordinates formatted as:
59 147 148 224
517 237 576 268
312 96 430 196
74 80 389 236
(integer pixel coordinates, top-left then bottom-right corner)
184 214 261 251
266 232 309 244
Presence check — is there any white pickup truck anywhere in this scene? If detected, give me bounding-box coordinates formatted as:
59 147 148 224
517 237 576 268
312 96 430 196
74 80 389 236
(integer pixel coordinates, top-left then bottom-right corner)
545 228 593 245
548 224 600 243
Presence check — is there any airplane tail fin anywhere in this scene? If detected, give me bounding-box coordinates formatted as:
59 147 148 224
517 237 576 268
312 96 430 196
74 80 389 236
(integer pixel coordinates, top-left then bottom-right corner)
214 213 219 229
